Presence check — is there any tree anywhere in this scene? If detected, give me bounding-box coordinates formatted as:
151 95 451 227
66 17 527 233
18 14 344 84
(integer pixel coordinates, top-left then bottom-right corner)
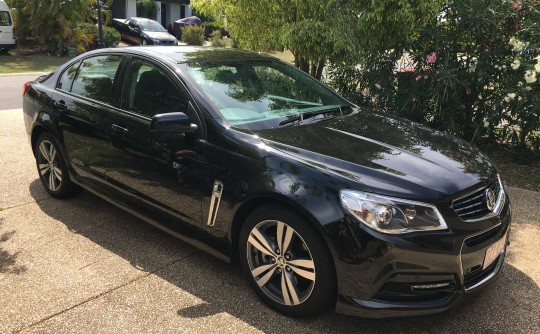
136 0 157 20
6 0 113 55
326 0 540 153
191 0 445 80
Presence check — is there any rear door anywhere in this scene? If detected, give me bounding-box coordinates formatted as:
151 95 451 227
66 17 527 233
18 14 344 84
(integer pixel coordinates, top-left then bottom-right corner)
53 54 125 186
0 7 14 46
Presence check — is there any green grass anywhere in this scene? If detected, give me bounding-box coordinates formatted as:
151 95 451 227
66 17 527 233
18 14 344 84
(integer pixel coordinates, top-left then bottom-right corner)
0 54 73 74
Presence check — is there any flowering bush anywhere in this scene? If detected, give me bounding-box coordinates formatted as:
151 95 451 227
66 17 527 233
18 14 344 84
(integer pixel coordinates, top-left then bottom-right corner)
326 0 539 156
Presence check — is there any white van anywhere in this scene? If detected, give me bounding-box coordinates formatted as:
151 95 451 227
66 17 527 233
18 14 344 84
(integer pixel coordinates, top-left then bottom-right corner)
0 0 16 52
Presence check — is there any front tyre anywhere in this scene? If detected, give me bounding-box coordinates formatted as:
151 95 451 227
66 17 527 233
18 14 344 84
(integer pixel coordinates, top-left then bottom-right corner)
35 133 80 198
239 206 336 317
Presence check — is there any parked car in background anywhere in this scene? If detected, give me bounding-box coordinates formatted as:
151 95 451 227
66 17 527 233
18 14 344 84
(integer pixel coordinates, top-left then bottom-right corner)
0 0 16 52
167 16 202 39
22 46 511 318
112 17 177 46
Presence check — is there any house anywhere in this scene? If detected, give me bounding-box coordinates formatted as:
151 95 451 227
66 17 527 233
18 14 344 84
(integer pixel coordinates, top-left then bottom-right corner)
110 0 193 27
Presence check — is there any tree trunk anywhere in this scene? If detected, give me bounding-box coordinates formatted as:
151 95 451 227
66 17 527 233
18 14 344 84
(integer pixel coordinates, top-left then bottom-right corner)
299 57 310 74
314 59 325 81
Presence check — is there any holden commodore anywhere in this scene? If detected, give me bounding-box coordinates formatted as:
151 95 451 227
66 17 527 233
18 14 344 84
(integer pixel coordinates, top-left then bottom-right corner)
22 47 511 318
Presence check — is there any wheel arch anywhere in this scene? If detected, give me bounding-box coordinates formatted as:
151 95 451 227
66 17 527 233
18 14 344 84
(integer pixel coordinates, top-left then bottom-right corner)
30 124 48 157
229 194 338 271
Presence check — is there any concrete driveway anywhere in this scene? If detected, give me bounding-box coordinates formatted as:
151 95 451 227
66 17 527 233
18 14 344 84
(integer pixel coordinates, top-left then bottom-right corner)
1 74 539 333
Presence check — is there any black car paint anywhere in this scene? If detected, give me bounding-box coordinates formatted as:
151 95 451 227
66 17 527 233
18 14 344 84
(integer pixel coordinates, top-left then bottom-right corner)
23 47 511 317
112 18 177 45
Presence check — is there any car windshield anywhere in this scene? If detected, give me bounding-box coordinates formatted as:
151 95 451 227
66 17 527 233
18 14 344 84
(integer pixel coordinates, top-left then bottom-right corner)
140 20 166 32
182 59 352 130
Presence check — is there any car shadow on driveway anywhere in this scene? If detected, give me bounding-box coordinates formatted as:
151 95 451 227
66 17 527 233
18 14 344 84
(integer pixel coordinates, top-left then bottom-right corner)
29 180 540 333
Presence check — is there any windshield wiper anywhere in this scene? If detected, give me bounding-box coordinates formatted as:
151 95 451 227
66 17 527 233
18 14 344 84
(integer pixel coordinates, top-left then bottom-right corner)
277 105 347 127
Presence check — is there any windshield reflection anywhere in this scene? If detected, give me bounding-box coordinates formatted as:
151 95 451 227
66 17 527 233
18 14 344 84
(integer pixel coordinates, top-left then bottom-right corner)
182 59 351 130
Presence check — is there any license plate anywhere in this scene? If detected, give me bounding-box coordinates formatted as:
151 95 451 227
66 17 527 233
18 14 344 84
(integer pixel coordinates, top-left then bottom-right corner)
483 233 507 269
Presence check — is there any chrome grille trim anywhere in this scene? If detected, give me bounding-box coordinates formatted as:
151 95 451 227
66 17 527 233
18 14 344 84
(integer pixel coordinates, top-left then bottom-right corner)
452 176 506 222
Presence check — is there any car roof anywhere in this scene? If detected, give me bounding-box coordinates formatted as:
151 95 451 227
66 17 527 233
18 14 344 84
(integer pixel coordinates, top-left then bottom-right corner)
92 46 275 64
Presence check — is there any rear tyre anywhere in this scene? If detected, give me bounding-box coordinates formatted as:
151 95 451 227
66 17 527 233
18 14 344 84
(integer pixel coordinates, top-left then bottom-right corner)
239 206 336 317
35 133 81 198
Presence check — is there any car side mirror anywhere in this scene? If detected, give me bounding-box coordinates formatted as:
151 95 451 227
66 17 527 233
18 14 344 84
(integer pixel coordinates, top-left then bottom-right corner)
149 112 198 133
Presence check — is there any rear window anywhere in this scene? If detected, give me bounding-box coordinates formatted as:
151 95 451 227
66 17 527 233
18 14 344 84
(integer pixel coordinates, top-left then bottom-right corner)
0 11 11 26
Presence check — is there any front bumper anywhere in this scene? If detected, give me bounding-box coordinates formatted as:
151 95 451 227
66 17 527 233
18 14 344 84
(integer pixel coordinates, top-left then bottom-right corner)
328 193 512 318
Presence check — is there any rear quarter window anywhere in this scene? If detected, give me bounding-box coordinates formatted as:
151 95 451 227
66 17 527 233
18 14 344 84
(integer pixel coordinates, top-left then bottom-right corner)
57 61 81 91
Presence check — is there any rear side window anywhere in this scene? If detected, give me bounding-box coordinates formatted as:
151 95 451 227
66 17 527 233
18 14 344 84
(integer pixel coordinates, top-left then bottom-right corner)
71 55 122 105
0 11 11 26
57 61 81 91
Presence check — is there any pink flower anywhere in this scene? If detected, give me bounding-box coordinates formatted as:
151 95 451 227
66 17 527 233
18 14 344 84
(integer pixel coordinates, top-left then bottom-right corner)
426 52 437 64
512 1 523 10
424 75 428 79
416 75 422 81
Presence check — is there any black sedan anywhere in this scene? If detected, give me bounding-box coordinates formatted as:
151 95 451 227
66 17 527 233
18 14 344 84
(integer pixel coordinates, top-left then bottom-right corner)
112 17 177 46
22 47 511 318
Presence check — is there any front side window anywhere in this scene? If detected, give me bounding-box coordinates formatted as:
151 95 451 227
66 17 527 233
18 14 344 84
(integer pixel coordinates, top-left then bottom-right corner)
182 59 350 130
123 58 188 117
71 55 122 105
0 11 11 26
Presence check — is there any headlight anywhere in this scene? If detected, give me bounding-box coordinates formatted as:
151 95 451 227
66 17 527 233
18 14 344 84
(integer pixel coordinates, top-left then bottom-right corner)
340 190 447 234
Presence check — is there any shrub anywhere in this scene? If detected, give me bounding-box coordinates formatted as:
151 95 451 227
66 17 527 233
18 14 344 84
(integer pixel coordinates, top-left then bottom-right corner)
102 26 121 48
203 22 229 39
210 30 226 47
326 0 540 154
182 25 204 46
73 23 120 53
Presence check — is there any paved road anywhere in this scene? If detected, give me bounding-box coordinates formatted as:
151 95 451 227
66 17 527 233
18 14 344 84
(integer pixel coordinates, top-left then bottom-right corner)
0 74 44 110
0 80 539 333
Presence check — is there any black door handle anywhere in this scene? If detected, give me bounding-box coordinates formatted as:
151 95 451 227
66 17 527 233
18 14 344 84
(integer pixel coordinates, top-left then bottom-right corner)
54 100 66 110
111 124 129 134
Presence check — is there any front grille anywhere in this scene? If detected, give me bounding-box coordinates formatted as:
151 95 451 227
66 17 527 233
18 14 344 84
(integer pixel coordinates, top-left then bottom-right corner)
452 180 501 221
463 255 500 289
465 225 503 247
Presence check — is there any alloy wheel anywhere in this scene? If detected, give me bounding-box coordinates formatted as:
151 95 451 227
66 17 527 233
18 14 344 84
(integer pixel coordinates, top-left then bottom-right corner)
37 139 63 192
246 220 316 306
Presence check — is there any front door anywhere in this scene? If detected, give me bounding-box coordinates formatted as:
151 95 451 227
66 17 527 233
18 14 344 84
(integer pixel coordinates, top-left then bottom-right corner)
106 57 208 229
